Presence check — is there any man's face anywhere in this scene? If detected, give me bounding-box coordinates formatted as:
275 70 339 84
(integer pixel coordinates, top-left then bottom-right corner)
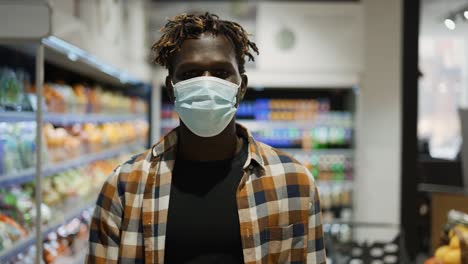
166 32 247 106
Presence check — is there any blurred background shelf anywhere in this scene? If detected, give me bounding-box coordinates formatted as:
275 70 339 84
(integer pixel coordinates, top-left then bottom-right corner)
418 183 468 196
0 143 144 187
43 113 147 125
5 37 144 87
0 201 94 263
0 112 36 122
279 148 354 156
239 120 324 130
0 112 147 124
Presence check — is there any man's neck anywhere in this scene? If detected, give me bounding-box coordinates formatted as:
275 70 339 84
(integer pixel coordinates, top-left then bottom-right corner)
176 120 242 161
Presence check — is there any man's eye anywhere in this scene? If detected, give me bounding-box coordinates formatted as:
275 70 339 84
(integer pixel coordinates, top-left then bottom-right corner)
214 70 230 79
182 72 198 79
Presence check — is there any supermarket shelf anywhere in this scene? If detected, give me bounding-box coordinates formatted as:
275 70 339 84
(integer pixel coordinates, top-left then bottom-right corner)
0 143 144 187
0 234 36 263
44 113 147 125
4 36 146 86
0 112 147 124
0 201 94 263
0 111 36 122
244 120 293 129
418 183 468 196
239 120 319 130
280 148 354 156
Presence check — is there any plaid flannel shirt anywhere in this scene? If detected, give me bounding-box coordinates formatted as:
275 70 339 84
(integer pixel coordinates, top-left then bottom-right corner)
86 124 326 264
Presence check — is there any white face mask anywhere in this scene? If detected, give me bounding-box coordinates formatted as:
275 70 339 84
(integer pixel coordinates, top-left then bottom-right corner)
172 76 240 137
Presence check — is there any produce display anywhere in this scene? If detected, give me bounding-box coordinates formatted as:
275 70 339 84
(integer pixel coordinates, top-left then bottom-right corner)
44 120 148 161
0 120 148 176
5 207 93 264
42 210 92 264
425 210 468 264
1 66 148 115
0 122 42 176
0 61 150 263
0 153 140 262
0 68 30 112
33 83 147 114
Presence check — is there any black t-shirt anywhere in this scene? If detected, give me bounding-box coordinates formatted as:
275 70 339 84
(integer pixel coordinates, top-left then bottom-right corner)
164 138 248 264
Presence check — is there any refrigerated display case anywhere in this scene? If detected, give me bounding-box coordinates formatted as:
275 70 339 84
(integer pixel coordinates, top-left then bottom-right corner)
161 86 356 225
0 2 151 263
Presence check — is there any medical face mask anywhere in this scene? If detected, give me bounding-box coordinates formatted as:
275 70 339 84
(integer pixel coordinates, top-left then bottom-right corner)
172 76 240 137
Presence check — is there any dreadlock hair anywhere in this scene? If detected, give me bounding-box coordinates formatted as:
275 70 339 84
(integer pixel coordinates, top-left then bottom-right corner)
152 12 259 74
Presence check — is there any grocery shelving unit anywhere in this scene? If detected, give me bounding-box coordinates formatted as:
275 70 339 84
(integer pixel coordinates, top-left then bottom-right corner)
0 143 144 187
0 112 147 124
160 84 356 226
0 2 151 263
0 202 94 263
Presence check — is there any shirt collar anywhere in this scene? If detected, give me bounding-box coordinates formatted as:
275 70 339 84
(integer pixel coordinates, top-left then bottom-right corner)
151 123 265 169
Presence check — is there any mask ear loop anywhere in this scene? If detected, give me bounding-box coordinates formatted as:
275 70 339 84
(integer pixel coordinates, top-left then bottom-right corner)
233 84 241 108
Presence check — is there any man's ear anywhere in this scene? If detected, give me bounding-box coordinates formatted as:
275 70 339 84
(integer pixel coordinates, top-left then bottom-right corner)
165 75 175 103
237 74 248 105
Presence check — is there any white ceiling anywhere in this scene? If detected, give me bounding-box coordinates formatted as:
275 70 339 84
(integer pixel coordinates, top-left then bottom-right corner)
421 0 468 36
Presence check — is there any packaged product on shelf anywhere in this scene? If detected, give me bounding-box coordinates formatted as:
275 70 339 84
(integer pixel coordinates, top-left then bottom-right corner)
72 84 88 114
0 214 28 252
0 185 34 228
42 84 66 113
293 152 353 181
42 120 148 162
30 81 148 115
0 122 45 176
44 123 80 161
0 68 27 112
42 213 92 264
317 181 353 223
0 151 136 263
0 122 23 175
16 122 36 169
51 83 79 113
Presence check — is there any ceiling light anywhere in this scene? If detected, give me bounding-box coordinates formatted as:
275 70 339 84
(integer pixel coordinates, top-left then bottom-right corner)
444 18 456 30
464 11 468 20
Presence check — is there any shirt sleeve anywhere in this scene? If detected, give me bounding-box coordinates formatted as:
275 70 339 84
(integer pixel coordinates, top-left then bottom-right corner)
306 170 327 264
86 166 123 264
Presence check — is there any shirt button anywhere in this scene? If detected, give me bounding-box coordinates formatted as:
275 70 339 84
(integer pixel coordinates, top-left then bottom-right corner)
248 165 254 170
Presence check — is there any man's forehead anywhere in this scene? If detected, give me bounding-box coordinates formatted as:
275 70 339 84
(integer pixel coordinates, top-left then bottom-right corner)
171 33 236 66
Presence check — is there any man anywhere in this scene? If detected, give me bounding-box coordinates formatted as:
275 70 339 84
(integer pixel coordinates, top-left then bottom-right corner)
87 13 326 264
